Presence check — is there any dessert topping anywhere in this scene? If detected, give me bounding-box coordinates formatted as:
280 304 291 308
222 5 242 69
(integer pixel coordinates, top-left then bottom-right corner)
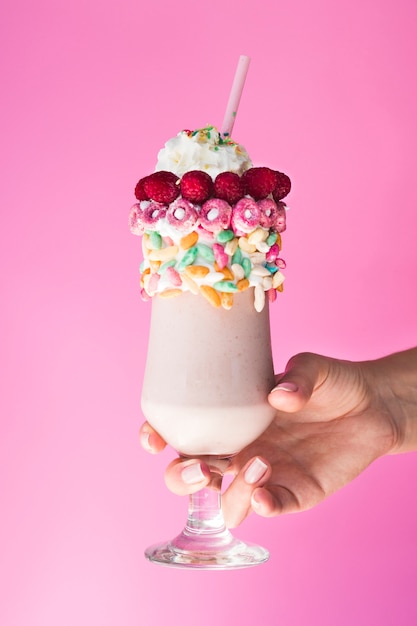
142 171 180 204
130 127 291 311
213 171 245 204
272 171 291 201
242 167 278 200
180 170 214 203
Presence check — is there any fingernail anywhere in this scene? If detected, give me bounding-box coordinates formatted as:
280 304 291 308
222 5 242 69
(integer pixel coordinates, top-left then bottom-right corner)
271 381 298 393
181 463 206 485
251 491 262 508
244 458 268 485
141 432 152 452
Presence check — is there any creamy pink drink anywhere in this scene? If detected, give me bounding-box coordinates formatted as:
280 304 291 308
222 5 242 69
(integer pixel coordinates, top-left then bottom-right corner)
141 289 275 456
130 122 292 568
130 126 291 457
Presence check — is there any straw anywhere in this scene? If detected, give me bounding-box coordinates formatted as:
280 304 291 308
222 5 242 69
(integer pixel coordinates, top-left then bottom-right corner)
221 55 251 138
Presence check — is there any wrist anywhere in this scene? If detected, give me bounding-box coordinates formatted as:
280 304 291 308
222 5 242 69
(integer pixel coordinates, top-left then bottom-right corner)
365 349 417 454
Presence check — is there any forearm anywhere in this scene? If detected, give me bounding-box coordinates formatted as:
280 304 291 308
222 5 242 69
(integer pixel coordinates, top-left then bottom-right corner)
366 348 417 454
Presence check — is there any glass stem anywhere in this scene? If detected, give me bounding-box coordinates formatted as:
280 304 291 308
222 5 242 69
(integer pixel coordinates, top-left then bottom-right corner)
184 480 228 537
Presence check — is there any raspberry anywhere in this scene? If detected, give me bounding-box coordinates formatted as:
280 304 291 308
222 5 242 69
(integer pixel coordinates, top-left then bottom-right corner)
143 171 180 203
272 171 291 201
213 172 245 204
134 176 149 201
242 167 278 200
180 170 213 203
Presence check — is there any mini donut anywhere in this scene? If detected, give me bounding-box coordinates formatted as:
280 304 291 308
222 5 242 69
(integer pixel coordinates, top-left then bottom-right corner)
231 197 261 234
128 203 145 235
141 200 168 230
166 198 198 231
257 198 279 229
275 201 287 233
199 198 232 233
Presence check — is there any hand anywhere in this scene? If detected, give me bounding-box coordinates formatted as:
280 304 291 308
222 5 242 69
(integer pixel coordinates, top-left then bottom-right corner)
140 351 412 527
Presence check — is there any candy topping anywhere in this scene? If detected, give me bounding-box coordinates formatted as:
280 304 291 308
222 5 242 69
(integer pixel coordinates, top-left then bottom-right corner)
166 198 198 231
199 198 232 233
130 126 291 311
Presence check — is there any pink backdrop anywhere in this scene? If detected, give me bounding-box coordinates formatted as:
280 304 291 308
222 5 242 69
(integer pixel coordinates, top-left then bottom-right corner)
1 0 417 624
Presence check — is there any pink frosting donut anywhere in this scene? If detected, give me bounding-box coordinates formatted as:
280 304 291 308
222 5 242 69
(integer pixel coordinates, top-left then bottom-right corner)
128 203 145 235
166 198 198 231
199 198 232 232
231 197 261 234
141 200 168 230
275 201 287 233
257 198 279 229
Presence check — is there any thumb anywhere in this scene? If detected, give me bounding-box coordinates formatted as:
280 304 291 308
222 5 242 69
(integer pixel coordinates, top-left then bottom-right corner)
268 352 326 413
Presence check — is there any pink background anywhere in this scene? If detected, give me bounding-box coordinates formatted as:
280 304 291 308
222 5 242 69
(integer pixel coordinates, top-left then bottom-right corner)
1 0 417 624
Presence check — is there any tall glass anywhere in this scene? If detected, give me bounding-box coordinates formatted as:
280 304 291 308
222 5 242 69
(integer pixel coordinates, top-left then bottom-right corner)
141 289 276 569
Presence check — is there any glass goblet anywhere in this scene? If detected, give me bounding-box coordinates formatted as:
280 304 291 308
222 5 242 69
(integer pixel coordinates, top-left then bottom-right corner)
141 290 276 569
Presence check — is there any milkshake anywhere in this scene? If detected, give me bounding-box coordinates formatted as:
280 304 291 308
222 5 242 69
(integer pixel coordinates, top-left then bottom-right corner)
130 126 291 456
130 124 292 568
141 289 275 456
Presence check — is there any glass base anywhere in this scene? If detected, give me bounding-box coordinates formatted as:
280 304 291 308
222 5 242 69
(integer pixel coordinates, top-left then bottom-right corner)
145 527 269 570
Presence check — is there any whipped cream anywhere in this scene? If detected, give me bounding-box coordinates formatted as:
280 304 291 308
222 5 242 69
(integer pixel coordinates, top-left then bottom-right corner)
154 126 252 178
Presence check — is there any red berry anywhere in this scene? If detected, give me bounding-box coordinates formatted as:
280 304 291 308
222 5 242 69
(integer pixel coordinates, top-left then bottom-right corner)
143 171 180 203
213 172 245 204
134 176 149 200
180 170 213 203
242 167 278 200
272 171 291 201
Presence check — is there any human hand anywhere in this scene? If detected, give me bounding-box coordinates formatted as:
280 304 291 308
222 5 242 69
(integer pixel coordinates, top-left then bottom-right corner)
140 351 403 527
